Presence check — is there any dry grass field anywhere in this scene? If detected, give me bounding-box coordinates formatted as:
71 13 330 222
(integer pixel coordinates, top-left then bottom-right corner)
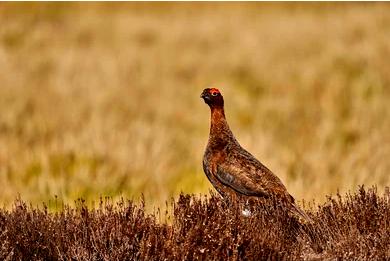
0 3 390 209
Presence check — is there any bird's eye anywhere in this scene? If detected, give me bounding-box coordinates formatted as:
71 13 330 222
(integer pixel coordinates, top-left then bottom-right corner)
211 92 218 96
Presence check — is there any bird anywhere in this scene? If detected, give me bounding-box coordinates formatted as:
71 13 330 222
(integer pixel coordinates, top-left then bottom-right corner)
200 87 312 223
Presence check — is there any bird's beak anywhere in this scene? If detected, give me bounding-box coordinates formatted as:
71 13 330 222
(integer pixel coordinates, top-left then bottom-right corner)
200 91 210 103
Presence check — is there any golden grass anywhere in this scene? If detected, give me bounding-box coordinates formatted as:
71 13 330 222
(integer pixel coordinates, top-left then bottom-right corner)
0 3 389 208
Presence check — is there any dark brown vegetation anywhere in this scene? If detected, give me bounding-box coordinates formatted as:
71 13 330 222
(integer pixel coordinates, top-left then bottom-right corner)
0 187 389 260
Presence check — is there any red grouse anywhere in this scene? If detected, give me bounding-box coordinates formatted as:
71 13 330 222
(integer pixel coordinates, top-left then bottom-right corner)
201 87 311 222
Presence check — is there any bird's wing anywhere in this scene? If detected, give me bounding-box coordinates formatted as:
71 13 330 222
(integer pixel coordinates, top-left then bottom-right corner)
215 151 291 200
215 161 270 198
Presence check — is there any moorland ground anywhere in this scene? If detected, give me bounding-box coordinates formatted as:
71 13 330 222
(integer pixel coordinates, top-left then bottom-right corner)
1 187 389 260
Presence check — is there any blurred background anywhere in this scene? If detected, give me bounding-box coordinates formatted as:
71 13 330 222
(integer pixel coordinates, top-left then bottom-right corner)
0 3 389 209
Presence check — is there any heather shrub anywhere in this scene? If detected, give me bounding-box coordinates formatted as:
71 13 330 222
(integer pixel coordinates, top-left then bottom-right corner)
0 186 389 260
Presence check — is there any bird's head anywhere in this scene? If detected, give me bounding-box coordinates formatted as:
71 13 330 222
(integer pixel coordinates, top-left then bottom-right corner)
200 88 224 108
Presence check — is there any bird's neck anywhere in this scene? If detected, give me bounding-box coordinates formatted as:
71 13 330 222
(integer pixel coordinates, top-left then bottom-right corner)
209 106 236 146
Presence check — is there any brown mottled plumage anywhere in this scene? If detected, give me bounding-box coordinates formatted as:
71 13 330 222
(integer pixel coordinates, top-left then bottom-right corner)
201 88 311 223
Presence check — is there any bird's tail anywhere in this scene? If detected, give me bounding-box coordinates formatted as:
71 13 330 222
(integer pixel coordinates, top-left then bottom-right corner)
289 202 313 224
289 202 325 253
